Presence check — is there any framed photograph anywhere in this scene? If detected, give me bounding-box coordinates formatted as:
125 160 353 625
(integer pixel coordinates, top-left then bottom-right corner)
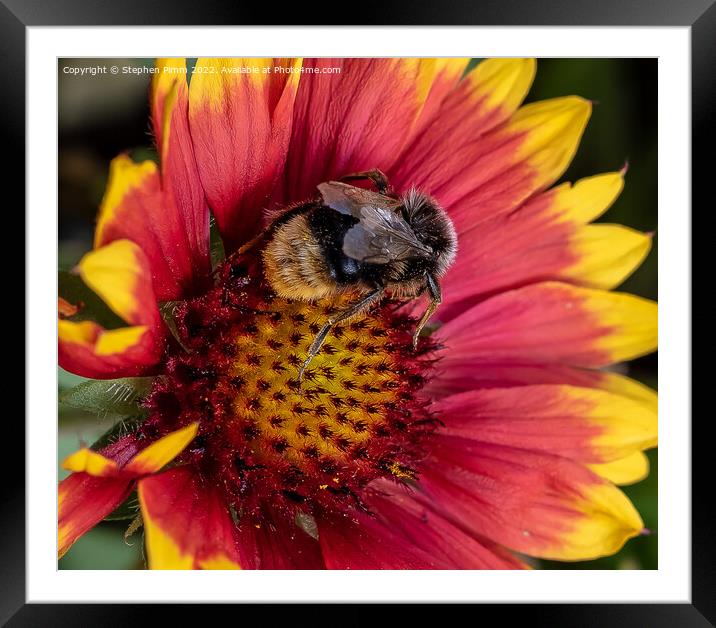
9 0 708 623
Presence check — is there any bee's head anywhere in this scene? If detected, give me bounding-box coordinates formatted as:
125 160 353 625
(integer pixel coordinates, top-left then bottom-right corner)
402 188 457 277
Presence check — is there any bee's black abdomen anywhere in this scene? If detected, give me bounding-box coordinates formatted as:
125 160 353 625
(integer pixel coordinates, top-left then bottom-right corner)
308 205 377 287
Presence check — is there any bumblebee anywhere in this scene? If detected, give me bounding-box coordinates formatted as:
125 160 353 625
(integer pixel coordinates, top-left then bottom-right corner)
243 169 457 379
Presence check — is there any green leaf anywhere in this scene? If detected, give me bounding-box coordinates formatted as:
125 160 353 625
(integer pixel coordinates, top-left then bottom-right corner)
58 367 88 391
210 212 226 270
59 377 154 419
129 146 159 164
59 270 126 330
58 520 144 570
465 58 483 75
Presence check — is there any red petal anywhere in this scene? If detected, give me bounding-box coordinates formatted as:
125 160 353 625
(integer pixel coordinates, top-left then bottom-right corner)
438 188 575 319
58 473 133 558
316 507 448 569
188 58 301 252
434 282 657 369
419 435 643 561
431 385 656 464
409 58 471 137
425 360 658 409
365 480 526 569
63 424 199 480
138 467 241 569
95 153 209 301
394 93 590 241
58 240 164 378
281 59 435 203
58 321 161 379
435 171 650 322
235 506 325 569
390 58 535 214
157 66 211 289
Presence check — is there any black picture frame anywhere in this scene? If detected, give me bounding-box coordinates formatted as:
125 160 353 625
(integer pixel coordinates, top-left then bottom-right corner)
7 1 709 624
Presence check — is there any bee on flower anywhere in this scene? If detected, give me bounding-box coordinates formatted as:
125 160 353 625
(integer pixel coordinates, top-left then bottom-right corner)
58 58 657 569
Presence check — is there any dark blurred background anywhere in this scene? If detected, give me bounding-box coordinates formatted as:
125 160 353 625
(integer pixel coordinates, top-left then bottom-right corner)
58 58 658 570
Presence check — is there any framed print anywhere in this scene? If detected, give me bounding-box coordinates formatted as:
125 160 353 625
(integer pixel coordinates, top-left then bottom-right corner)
8 0 709 624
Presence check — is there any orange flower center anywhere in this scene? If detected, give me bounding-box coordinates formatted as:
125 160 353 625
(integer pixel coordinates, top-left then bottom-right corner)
226 296 418 474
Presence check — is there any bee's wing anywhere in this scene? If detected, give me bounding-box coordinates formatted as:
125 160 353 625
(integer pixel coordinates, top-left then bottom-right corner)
318 181 401 217
343 205 433 264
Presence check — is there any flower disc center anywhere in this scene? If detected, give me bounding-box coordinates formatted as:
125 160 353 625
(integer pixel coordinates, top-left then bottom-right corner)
145 257 436 517
228 298 408 467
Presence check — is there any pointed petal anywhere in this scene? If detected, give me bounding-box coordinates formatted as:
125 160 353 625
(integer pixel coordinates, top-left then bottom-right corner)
95 156 177 299
58 421 198 559
61 423 198 481
434 170 650 319
95 142 209 300
124 423 199 475
58 321 159 379
151 58 189 154
156 61 211 287
448 96 590 234
393 81 589 239
390 58 536 205
58 473 133 558
58 240 164 378
548 171 626 225
94 156 159 252
425 359 658 412
76 239 161 327
188 58 302 252
138 467 241 569
560 224 652 289
433 385 657 464
435 282 657 368
282 58 444 203
421 436 644 561
588 451 650 485
467 58 537 114
510 96 592 180
62 448 119 477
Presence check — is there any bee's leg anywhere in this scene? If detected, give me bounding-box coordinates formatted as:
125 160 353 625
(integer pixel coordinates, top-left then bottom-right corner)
339 169 391 194
298 288 384 381
236 231 267 255
412 273 442 350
